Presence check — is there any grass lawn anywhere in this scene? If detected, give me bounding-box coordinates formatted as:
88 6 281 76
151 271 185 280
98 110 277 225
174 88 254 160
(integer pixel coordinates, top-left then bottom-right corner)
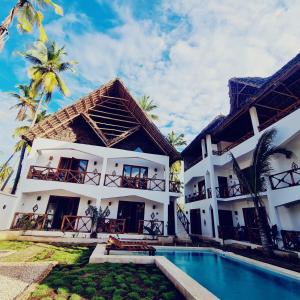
0 241 92 264
0 241 183 299
29 263 184 300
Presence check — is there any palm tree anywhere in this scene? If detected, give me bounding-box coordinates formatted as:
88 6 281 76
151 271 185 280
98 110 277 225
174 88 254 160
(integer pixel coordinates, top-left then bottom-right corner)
20 41 76 125
138 95 159 121
167 131 186 183
0 0 63 50
11 41 75 194
230 128 292 255
167 131 187 148
10 84 37 121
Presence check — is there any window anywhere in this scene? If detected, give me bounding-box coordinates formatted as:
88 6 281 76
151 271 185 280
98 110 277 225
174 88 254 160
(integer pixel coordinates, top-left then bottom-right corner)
122 165 148 189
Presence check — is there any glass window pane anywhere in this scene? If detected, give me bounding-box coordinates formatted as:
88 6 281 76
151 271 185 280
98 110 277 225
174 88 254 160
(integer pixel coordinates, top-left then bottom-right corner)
140 168 148 178
131 167 140 178
123 165 131 177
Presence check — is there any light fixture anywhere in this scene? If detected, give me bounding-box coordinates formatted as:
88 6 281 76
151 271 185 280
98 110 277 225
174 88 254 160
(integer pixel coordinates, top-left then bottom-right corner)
94 161 97 166
152 205 156 210
49 156 53 161
154 168 158 172
37 196 41 201
115 163 119 167
108 202 112 206
87 200 92 205
202 209 205 214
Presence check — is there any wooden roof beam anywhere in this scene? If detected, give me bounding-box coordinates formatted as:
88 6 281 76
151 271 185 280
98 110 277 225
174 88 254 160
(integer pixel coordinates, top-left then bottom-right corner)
108 125 141 147
255 103 283 111
88 114 139 124
89 108 135 120
81 113 109 146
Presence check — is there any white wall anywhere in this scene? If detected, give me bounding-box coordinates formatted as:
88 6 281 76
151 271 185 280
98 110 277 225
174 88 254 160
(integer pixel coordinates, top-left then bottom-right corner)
277 202 300 231
0 192 18 230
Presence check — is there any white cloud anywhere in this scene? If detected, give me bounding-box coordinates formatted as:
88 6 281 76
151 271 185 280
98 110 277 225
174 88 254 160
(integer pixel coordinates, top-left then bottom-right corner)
20 1 300 148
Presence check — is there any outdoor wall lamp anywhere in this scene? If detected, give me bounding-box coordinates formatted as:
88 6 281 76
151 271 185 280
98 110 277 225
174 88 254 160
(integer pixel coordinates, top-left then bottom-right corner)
37 196 41 201
49 156 53 161
115 163 119 167
152 205 156 209
154 168 158 172
109 202 112 206
87 200 92 205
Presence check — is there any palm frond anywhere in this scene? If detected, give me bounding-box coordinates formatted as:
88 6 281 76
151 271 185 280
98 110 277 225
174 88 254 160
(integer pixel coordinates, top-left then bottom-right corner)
230 152 254 195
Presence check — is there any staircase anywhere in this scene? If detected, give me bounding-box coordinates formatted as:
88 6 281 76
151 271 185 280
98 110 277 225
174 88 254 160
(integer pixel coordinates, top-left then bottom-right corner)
176 204 191 241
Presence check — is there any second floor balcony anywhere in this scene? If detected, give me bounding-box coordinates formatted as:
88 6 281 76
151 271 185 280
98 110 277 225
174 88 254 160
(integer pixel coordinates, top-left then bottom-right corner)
216 184 249 198
269 166 300 190
27 165 101 186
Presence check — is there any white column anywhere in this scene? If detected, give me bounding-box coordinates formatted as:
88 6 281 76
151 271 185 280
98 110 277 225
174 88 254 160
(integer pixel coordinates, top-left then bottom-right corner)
165 160 170 193
249 106 260 135
163 200 169 236
173 198 178 235
99 157 108 187
201 138 206 158
208 158 219 238
265 179 281 230
206 134 213 156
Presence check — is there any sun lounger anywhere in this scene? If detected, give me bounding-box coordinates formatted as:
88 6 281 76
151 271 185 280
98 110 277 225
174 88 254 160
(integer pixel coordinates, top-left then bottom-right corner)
106 235 156 256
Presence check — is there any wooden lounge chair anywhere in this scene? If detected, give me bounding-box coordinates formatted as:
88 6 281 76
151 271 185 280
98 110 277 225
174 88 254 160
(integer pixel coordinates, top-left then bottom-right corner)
106 235 156 256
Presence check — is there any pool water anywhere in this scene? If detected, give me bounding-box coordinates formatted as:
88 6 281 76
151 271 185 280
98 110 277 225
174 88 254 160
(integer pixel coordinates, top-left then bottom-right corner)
156 250 300 300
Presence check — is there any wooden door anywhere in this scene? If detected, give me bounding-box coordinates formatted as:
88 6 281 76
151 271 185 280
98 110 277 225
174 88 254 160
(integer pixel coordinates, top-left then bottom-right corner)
168 201 175 235
117 201 145 233
190 209 202 234
218 210 233 227
218 176 228 197
46 196 80 229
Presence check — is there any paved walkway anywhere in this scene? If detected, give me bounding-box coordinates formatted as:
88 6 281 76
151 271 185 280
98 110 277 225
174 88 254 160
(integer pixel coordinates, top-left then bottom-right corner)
0 262 52 300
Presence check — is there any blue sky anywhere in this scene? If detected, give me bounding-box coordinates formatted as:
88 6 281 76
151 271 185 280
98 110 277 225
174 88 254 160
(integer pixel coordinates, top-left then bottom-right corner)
0 0 299 163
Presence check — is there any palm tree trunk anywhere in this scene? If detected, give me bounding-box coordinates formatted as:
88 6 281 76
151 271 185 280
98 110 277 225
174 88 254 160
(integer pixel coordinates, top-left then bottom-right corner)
11 94 44 194
253 196 273 256
1 170 14 191
11 142 26 194
0 0 26 50
0 152 15 173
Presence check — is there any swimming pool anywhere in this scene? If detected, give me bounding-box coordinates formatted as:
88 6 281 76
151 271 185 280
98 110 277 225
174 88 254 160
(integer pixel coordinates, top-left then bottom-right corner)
156 249 300 300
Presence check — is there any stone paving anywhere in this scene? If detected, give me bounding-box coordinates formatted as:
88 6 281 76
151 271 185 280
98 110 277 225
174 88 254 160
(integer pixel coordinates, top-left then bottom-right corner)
0 262 53 300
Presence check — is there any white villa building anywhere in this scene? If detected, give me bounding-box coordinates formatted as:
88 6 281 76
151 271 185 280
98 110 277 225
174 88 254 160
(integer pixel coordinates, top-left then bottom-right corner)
181 54 300 250
0 79 181 239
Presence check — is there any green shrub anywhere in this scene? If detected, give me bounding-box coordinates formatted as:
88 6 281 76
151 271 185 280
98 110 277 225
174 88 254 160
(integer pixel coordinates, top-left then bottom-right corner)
102 286 115 293
91 297 105 300
52 278 65 287
162 291 176 300
127 291 140 300
85 287 97 297
87 281 97 288
130 283 142 293
72 285 83 294
69 294 81 300
57 287 69 294
112 295 122 300
55 296 67 300
146 288 156 298
143 279 152 286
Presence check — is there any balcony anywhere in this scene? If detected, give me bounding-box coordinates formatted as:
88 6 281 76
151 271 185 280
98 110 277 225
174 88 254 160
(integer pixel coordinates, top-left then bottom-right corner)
269 167 300 190
185 191 206 203
10 212 164 235
104 174 166 191
216 184 249 198
27 166 101 186
218 225 261 244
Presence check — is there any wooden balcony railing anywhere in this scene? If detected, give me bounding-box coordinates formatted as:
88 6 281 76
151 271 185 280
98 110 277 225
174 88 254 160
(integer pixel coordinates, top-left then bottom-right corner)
97 218 126 234
216 184 249 198
138 220 164 236
104 174 166 191
169 180 181 193
185 191 206 203
61 215 93 232
11 212 53 230
269 167 300 190
281 230 300 251
212 132 254 156
27 166 101 186
218 225 261 245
